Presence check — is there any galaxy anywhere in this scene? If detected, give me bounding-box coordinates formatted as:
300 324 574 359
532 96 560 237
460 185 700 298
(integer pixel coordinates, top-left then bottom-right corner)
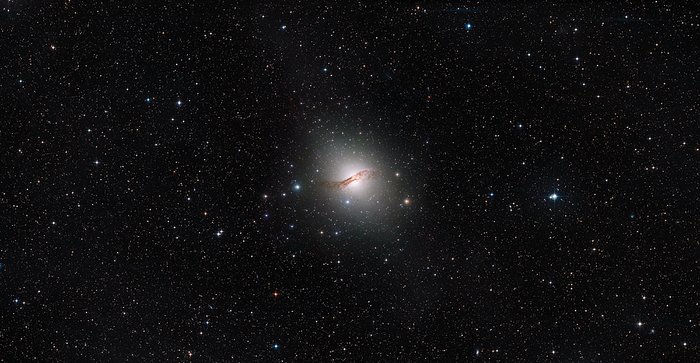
2 1 698 361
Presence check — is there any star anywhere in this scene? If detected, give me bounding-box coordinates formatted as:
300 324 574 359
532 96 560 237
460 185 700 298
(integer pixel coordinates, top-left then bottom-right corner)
549 193 558 200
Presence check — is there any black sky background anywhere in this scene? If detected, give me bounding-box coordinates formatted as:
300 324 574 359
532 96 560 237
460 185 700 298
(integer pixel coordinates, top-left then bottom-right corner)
1 1 698 361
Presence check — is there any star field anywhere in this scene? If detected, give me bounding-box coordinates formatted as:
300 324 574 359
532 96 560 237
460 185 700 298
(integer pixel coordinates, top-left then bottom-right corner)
1 1 699 361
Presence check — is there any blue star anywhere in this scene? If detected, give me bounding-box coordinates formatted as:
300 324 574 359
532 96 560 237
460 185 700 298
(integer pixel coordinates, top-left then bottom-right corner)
464 22 473 31
549 193 558 201
272 343 280 350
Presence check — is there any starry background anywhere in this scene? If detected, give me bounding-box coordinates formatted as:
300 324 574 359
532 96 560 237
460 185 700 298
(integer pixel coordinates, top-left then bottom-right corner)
1 1 699 361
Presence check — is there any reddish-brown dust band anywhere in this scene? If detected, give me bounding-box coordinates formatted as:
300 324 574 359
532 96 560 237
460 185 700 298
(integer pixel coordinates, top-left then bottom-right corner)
321 169 377 190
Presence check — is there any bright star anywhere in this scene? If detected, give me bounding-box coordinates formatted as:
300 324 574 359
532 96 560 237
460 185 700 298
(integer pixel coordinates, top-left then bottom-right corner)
549 193 558 200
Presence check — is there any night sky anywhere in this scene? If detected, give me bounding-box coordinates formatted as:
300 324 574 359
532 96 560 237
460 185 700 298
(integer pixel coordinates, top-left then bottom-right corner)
2 1 699 361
